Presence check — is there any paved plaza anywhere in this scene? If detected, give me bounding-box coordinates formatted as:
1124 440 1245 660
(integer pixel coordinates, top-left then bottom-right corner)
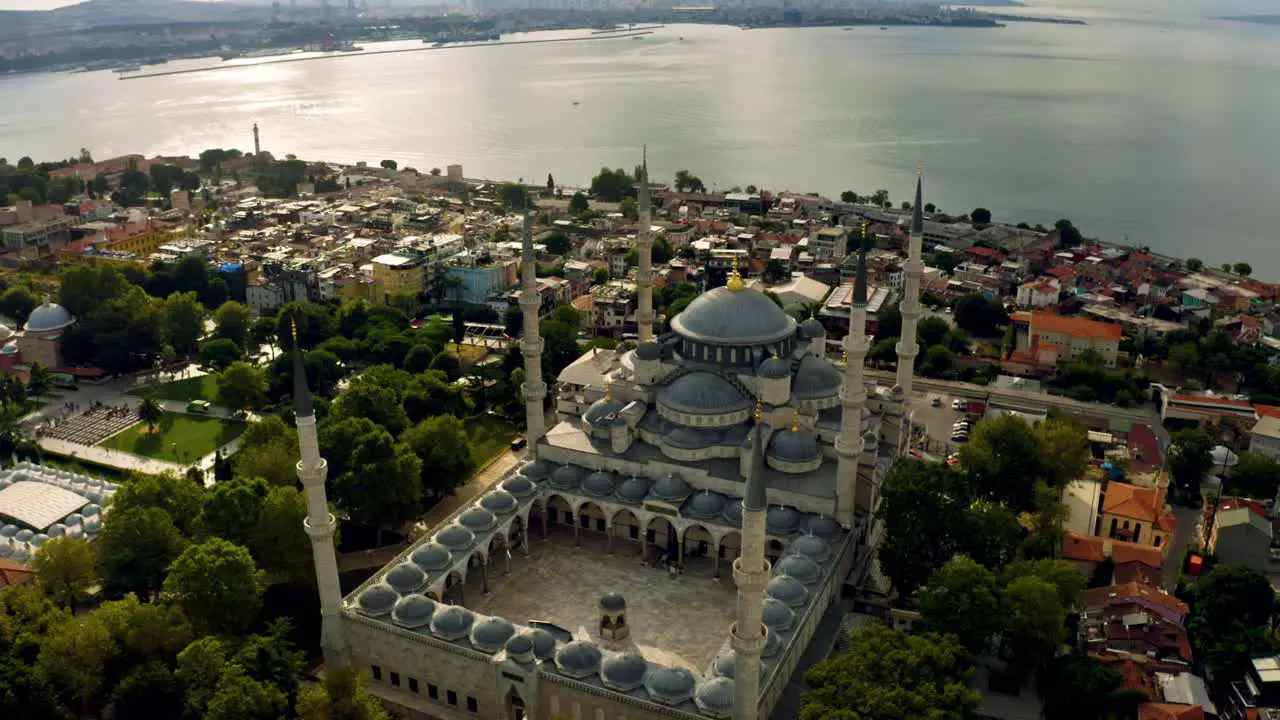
469 532 737 673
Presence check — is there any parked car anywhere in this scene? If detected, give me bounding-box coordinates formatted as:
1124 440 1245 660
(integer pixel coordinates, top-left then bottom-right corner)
951 399 964 410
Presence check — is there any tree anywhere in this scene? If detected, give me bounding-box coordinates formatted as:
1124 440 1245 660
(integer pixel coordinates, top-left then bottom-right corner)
0 285 37 325
298 665 391 720
379 159 397 170
331 380 409 436
198 476 268 545
109 470 203 535
233 416 301 487
762 259 790 283
98 506 186 598
331 427 423 543
1035 417 1091 489
164 537 265 635
1234 262 1253 277
137 395 163 433
1167 428 1214 501
213 300 252 347
544 230 572 256
1189 564 1278 685
546 173 554 190
32 537 98 611
1039 653 1142 720
402 416 476 501
800 624 979 720
177 636 230 718
1001 574 1069 674
839 190 859 203
249 486 314 584
593 267 610 285
917 315 950 348
878 460 973 595
36 610 115 715
205 668 286 720
1229 452 1280 499
619 197 638 220
673 169 706 194
541 319 582 375
234 618 305 699
960 414 1045 512
919 555 1000 654
923 344 954 376
162 291 205 356
568 192 590 214
216 361 267 413
953 293 1007 337
971 207 992 224
112 662 185 719
1054 218 1083 247
960 499 1024 570
199 337 243 371
869 188 890 208
589 167 633 202
25 361 50 398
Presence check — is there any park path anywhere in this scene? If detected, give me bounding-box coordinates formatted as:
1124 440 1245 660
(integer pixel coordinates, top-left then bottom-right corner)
36 437 184 476
415 450 522 535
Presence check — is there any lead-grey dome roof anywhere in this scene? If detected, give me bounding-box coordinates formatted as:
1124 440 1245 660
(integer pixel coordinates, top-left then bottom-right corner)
501 475 536 498
650 473 692 502
518 460 553 481
800 316 826 338
480 490 518 515
761 598 796 631
683 490 726 519
430 605 475 641
584 397 626 426
775 554 821 584
793 355 842 399
385 562 428 593
695 677 736 718
356 583 398 617
636 341 661 360
525 629 557 660
664 427 716 449
411 542 453 571
581 470 618 498
757 355 791 379
391 594 436 628
601 653 648 691
766 505 802 534
767 575 808 607
671 286 797 345
768 428 821 464
645 665 697 705
788 535 831 564
713 652 766 680
555 641 602 678
599 592 626 612
504 633 534 662
470 616 516 652
549 465 583 490
615 475 651 504
721 499 744 527
459 507 497 531
435 525 476 551
24 302 75 333
804 514 842 538
658 372 750 415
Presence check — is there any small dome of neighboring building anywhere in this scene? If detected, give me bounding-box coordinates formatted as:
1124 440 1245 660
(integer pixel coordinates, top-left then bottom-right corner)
644 665 697 705
664 426 716 450
504 633 535 663
470 616 516 652
761 598 796 631
391 594 437 629
518 460 553 481
800 316 826 339
581 470 618 498
480 490 518 516
429 605 475 641
765 505 801 534
766 575 808 607
525 629 558 661
792 355 843 399
787 535 831 564
459 507 497 532
599 593 626 612
635 341 661 360
555 641 602 678
411 542 453 571
683 490 727 520
356 583 398 617
500 475 536 498
695 677 736 719
548 465 583 490
615 475 651 504
650 472 692 502
601 653 648 691
721 499 744 528
803 514 842 538
671 286 797 346
767 427 822 464
23 301 75 333
584 397 626 426
385 562 428 593
757 355 791 379
775 555 821 585
658 372 751 416
435 525 476 551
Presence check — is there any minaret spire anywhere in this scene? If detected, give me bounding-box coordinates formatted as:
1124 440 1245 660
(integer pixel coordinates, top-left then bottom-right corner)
292 320 346 668
636 147 656 343
897 165 925 398
732 402 770 720
518 210 548 455
833 223 871 525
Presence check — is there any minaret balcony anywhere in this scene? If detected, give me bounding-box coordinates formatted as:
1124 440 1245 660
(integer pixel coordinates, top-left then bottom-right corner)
303 512 337 538
522 380 548 400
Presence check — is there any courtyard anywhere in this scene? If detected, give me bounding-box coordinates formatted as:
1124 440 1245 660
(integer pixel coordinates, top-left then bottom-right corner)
127 374 218 403
98 412 246 463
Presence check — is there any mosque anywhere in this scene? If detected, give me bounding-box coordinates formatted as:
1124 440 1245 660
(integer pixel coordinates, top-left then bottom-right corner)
292 166 932 720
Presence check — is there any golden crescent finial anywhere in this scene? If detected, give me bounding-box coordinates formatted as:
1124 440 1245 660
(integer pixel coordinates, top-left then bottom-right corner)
842 351 848 367
606 381 613 401
792 408 801 432
917 161 923 177
755 399 763 423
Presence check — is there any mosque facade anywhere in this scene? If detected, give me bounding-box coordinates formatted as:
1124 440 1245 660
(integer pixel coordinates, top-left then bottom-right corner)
299 168 932 720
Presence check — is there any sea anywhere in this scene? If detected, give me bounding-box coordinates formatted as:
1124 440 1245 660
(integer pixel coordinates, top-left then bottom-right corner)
2 0 1280 274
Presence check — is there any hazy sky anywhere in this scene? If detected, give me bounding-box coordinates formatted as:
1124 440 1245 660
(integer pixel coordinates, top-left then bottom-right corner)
1 0 87 10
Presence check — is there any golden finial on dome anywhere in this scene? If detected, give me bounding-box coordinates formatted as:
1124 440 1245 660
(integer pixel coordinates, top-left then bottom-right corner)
918 160 923 177
842 351 848 367
605 381 613 401
792 408 801 432
726 255 745 292
755 398 763 423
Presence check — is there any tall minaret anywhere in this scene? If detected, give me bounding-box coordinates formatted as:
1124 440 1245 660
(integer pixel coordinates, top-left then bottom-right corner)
635 148 656 343
732 404 771 720
833 225 871 527
293 323 346 668
252 123 261 159
895 165 925 396
518 211 548 455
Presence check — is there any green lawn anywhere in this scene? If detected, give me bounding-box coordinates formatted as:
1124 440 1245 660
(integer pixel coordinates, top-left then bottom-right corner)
99 412 246 463
468 415 516 468
128 375 219 403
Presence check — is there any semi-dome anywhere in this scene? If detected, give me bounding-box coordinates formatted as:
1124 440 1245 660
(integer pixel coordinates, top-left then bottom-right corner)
504 633 535 662
385 562 428 593
548 465 583 490
761 598 796 631
721 499 744 527
804 514 842 538
411 542 453 571
500 475 536 498
555 641 602 678
683 490 726 519
480 490 518 516
601 653 648 691
518 460 553 481
766 575 808 607
24 301 75 333
644 665 697 705
435 525 476 551
658 372 751 415
671 286 797 345
615 475 651 504
525 629 558 661
459 507 497 532
792 355 842 399
635 341 661 360
356 583 398 617
470 616 516 652
713 652 766 680
430 605 475 641
775 554 821 585
650 473 692 502
664 426 716 450
800 316 826 339
788 534 831 564
768 427 822 464
757 355 791 379
766 505 802 534
581 470 618 498
695 677 736 718
391 594 437 629
584 397 626 426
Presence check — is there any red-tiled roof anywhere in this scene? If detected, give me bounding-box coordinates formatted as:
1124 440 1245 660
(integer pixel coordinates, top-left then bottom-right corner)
1255 404 1280 419
1083 581 1189 618
1139 703 1205 720
1128 424 1163 473
0 558 34 590
1029 311 1124 341
1063 533 1106 563
1104 482 1162 523
1112 541 1164 568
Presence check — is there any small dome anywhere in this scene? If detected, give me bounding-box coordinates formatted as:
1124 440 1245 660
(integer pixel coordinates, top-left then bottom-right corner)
23 302 75 333
803 514 842 538
29 534 47 549
14 529 33 543
775 555 821 584
683 490 726 520
501 475 536 498
80 504 101 517
787 535 831 564
800 316 826 339
430 605 475 641
766 505 801 534
459 507 497 532
0 542 10 558
615 475 651 504
658 372 751 415
83 516 102 534
548 465 583 490
757 355 791 379
525 629 558 660
9 546 27 563
762 598 796 631
356 583 398 617
585 396 626 425
768 427 822 464
644 665 697 705
63 514 82 527
581 470 618 498
713 652 766 680
721 499 744 528
792 356 842 399
766 575 808 607
480 491 518 516
636 341 661 361
411 542 453 571
385 562 428 593
470 615 516 652
555 641 602 678
601 653 648 691
763 626 782 657
695 677 736 718
650 473 692 502
599 593 626 612
664 427 716 450
64 525 84 540
391 594 437 629
47 523 67 537
518 460 553 481
505 633 535 663
435 525 476 551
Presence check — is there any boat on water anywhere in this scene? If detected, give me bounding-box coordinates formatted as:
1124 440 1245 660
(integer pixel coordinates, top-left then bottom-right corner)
843 27 853 30
880 26 888 30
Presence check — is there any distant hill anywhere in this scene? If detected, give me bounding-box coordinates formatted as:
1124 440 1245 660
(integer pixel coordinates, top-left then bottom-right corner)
1221 15 1280 26
0 0 264 38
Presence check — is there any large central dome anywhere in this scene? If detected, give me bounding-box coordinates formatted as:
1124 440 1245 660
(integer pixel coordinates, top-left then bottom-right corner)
671 287 796 346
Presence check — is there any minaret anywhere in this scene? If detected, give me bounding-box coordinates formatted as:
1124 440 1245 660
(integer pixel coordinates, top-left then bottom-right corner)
732 404 770 720
895 165 925 396
635 148 656 343
833 225 871 527
518 211 548 455
293 322 346 668
252 123 261 159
